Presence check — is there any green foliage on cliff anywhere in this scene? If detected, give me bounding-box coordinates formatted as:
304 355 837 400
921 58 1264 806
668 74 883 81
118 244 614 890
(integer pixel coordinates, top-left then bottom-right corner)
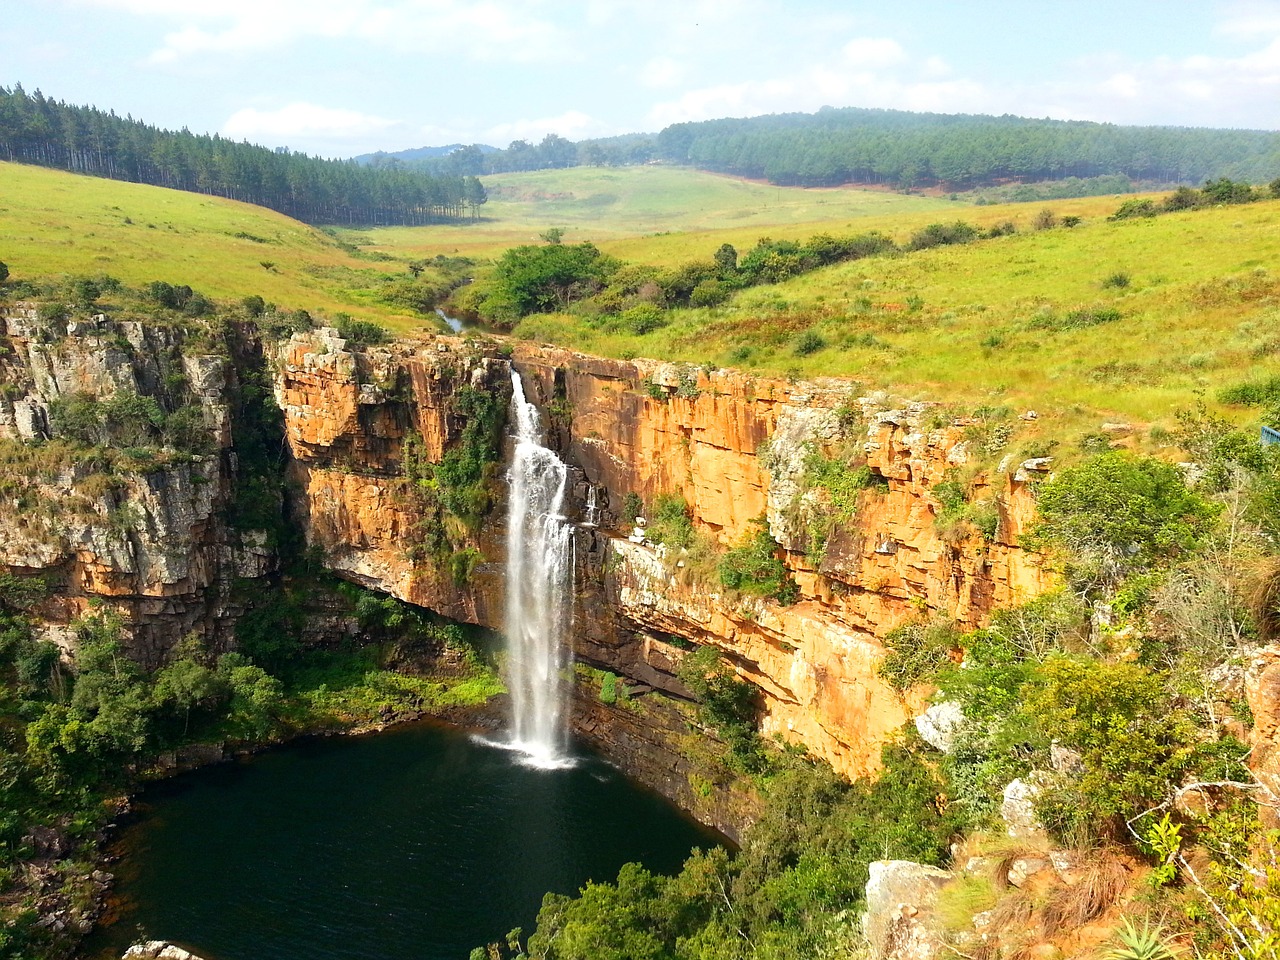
677 647 762 773
402 376 508 576
646 494 696 550
717 519 798 605
1027 452 1219 592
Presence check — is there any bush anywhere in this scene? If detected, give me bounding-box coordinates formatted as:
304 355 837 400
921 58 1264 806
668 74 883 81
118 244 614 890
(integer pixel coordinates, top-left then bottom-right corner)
877 618 961 690
621 491 644 525
792 330 826 356
48 392 104 443
36 301 68 323
647 494 695 549
1033 208 1057 230
1028 452 1218 591
333 315 388 346
1023 656 1191 839
1109 199 1158 220
907 221 979 251
718 519 798 604
618 303 667 335
689 278 729 308
0 261 8 284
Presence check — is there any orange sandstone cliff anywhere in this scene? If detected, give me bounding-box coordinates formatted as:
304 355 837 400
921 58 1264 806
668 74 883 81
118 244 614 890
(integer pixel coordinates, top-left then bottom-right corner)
275 330 1052 779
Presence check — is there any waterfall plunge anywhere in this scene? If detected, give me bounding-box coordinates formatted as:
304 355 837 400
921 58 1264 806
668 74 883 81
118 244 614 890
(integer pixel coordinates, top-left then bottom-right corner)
504 370 574 767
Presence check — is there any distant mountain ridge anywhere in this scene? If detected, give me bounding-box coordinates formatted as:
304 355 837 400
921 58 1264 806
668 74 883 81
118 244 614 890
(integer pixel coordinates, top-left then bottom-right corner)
353 143 499 165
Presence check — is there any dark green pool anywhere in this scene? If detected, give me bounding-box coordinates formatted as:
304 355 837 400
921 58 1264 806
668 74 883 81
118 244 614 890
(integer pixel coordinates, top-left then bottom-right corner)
85 722 721 960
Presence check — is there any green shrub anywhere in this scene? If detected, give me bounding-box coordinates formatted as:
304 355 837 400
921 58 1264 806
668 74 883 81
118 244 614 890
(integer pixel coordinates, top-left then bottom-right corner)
689 278 729 308
718 519 798 604
621 491 644 525
907 221 979 250
1023 656 1192 839
333 315 388 346
599 672 618 704
618 303 667 335
792 330 826 356
877 618 961 691
36 301 68 323
1028 452 1218 591
1110 198 1158 220
647 494 695 549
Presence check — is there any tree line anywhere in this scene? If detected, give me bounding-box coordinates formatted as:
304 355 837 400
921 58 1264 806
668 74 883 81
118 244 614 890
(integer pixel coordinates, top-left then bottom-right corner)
0 84 486 225
653 107 1280 188
385 106 1280 191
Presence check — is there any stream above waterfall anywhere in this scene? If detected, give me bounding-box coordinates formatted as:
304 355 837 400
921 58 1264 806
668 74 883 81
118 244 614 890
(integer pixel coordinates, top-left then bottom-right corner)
83 721 722 960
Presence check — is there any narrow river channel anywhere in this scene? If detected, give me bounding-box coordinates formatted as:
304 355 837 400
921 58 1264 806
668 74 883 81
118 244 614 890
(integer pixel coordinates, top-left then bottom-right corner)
83 721 722 960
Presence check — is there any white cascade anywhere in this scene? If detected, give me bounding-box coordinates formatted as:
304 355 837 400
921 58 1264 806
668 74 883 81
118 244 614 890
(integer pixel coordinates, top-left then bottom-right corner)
504 369 574 767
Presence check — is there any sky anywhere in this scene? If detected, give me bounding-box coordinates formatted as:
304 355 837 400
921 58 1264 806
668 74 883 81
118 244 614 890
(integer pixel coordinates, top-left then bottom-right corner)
5 0 1280 158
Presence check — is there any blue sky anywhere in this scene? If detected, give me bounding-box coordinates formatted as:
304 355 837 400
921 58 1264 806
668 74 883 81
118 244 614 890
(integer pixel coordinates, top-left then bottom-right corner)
5 1 1280 158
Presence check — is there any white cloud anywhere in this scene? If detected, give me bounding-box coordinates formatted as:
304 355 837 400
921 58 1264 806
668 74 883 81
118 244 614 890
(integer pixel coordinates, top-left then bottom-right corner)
647 38 992 127
222 102 401 147
73 0 571 65
640 56 687 89
482 110 613 146
1214 0 1280 39
1046 33 1280 127
841 37 905 70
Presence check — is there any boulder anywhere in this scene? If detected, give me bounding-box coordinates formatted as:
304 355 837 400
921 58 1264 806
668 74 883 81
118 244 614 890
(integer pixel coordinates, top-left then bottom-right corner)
1049 742 1084 774
123 943 207 960
1001 777 1046 839
865 860 952 960
1006 856 1048 888
915 701 964 753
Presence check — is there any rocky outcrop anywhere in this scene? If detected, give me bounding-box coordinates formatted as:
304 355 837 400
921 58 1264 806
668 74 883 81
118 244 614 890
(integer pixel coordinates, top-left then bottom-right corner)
0 304 272 666
123 942 208 960
865 860 951 960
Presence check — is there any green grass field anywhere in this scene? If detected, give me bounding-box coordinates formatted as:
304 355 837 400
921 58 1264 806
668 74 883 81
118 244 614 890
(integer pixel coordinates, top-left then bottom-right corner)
514 196 1280 440
336 165 956 262
0 161 435 330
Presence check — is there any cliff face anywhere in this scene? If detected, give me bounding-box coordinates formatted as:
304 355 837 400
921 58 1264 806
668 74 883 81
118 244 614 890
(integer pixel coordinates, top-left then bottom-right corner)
0 305 272 666
275 331 1052 778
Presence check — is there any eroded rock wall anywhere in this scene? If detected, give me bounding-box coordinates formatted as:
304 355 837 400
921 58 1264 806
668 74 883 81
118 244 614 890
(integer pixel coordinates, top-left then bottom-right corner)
0 305 273 666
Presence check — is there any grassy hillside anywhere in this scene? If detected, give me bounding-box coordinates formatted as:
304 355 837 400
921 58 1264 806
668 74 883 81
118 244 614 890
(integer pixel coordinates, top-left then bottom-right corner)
513 196 1280 437
0 161 440 331
337 165 954 260
5 160 1278 441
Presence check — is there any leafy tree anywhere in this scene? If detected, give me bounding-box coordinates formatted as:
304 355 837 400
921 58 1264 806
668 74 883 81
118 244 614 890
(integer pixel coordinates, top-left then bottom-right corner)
712 243 738 275
488 242 619 321
0 261 8 284
1021 656 1192 839
1028 452 1218 591
217 653 283 739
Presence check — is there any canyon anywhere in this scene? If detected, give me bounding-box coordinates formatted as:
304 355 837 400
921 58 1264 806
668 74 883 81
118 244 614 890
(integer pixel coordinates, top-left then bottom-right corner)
1 304 1277 835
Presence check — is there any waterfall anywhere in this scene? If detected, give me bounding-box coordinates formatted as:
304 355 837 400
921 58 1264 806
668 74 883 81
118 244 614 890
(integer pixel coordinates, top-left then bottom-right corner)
504 369 574 767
